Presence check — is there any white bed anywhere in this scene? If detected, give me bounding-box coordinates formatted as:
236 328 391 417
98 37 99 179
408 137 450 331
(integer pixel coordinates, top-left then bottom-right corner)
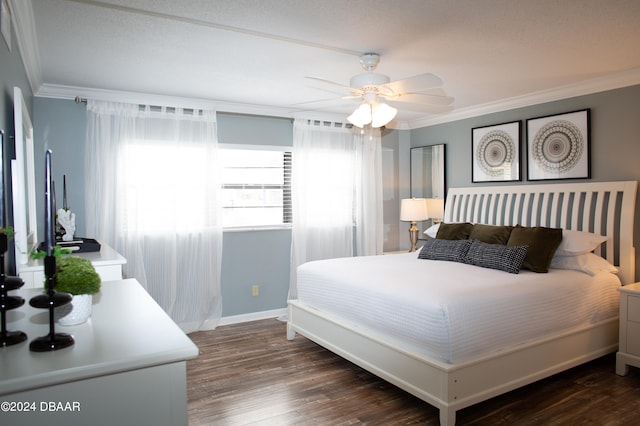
287 181 637 425
296 253 621 365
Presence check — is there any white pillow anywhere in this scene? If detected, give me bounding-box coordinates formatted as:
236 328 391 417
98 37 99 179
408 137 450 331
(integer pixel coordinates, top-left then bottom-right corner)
555 230 608 256
424 223 440 238
550 252 618 276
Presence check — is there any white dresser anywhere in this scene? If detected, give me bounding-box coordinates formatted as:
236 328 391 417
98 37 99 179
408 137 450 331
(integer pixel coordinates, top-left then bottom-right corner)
0 279 198 426
18 242 126 288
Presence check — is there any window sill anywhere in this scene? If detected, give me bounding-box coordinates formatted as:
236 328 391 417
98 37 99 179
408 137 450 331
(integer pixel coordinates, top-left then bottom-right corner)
223 224 292 232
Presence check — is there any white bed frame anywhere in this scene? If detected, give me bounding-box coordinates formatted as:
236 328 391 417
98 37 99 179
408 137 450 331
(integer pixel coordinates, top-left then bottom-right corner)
287 181 637 425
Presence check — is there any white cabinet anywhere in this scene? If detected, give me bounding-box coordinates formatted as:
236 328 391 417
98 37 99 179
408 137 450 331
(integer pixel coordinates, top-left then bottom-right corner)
1 279 197 426
616 282 640 375
18 242 126 288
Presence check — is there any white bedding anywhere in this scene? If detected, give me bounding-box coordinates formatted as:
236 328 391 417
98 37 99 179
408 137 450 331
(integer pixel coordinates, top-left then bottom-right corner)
295 252 621 364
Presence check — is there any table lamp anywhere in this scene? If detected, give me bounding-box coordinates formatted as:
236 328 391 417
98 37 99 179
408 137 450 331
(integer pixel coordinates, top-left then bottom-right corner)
400 198 429 252
425 197 445 223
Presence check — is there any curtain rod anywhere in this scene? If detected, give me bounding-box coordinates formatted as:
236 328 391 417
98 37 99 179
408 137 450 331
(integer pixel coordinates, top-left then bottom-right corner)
75 96 87 104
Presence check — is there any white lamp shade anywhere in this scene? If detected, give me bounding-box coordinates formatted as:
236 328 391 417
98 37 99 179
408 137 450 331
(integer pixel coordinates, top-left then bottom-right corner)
347 103 372 128
425 198 444 220
400 198 429 221
371 102 398 128
348 102 397 128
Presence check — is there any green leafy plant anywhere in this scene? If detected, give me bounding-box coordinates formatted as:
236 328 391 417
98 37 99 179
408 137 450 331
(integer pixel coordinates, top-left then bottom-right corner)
30 245 72 260
0 227 13 253
1 227 14 237
53 256 101 296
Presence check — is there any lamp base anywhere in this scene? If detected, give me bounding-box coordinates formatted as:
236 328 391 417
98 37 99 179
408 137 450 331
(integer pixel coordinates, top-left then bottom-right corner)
408 222 420 252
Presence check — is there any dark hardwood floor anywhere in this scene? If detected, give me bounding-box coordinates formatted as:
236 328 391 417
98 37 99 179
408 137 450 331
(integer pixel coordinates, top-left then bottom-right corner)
187 319 640 425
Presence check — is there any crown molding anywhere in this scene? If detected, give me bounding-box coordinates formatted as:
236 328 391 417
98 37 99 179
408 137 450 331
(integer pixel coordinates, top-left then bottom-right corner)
9 0 42 92
36 69 640 130
407 67 640 129
36 83 298 117
37 83 357 124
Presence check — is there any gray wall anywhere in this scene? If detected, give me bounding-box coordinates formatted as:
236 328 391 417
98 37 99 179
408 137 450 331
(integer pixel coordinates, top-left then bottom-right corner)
1 21 33 274
411 84 640 278
33 98 87 237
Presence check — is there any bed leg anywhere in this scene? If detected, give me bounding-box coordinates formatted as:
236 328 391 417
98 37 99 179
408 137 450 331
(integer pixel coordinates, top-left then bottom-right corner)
439 407 455 426
286 323 296 340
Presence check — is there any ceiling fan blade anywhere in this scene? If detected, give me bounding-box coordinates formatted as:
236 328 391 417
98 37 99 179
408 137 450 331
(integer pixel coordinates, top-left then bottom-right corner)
305 76 361 94
382 92 454 106
382 73 443 94
385 100 454 114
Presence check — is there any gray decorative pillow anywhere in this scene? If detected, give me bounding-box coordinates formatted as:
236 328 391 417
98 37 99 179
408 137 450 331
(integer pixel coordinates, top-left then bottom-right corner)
464 240 529 274
418 239 473 263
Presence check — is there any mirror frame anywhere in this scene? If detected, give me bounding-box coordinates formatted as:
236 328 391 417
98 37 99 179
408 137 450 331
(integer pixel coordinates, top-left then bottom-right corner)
12 86 38 270
410 144 446 239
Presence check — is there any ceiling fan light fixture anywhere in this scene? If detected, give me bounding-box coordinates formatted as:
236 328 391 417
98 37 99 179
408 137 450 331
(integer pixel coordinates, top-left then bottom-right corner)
348 101 397 128
371 102 397 128
347 103 372 128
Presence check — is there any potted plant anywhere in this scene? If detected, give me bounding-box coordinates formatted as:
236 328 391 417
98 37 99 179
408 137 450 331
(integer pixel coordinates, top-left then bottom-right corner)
52 256 101 326
0 227 14 253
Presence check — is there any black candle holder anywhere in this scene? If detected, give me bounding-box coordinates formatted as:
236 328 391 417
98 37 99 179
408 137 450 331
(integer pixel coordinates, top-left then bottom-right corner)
28 255 74 352
0 234 28 347
0 271 28 347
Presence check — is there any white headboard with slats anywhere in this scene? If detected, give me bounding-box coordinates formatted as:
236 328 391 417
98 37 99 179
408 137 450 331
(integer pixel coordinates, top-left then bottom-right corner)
444 181 638 285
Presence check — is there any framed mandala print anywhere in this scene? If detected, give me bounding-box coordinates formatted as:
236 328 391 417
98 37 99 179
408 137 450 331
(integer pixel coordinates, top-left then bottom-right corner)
526 109 590 181
472 120 521 182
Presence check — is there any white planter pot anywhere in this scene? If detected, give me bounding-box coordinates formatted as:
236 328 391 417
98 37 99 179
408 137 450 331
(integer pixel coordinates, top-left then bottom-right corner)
56 294 93 326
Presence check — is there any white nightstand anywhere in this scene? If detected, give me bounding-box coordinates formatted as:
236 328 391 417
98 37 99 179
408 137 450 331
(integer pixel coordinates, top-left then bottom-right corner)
616 282 640 375
18 242 127 289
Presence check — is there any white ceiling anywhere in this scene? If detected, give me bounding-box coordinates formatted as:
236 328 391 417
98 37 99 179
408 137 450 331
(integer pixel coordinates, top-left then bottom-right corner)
18 0 640 128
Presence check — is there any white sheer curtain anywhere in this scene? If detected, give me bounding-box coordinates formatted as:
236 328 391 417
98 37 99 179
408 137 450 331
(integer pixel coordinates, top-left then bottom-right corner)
289 119 383 299
432 145 445 199
354 129 384 256
84 100 222 333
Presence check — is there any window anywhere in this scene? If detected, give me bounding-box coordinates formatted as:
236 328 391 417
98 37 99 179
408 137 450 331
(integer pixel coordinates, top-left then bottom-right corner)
123 143 212 234
220 147 292 227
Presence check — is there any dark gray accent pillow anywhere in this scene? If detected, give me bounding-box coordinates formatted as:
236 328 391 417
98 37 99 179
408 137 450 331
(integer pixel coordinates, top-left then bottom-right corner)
435 222 474 240
468 224 514 245
418 239 473 263
507 225 563 273
465 240 529 274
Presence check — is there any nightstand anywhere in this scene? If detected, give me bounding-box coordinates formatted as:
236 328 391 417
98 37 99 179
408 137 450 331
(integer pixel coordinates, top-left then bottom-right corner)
18 242 126 289
616 282 640 375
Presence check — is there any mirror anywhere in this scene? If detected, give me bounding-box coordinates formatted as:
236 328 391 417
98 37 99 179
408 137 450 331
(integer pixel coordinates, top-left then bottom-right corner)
12 86 38 270
410 144 446 239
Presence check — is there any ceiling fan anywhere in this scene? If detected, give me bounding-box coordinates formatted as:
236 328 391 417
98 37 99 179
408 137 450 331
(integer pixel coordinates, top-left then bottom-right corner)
305 53 454 128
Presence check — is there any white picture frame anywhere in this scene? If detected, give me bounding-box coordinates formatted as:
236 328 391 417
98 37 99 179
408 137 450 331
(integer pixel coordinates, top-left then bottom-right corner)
12 86 38 270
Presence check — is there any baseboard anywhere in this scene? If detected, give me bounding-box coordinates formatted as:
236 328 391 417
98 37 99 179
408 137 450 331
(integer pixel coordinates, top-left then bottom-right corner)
219 308 287 326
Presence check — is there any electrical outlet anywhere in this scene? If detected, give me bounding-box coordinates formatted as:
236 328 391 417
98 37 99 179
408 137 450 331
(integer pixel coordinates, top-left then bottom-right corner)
252 285 259 297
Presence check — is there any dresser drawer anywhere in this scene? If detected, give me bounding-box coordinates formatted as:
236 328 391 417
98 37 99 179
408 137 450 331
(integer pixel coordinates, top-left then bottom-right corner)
627 321 640 356
628 295 640 323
